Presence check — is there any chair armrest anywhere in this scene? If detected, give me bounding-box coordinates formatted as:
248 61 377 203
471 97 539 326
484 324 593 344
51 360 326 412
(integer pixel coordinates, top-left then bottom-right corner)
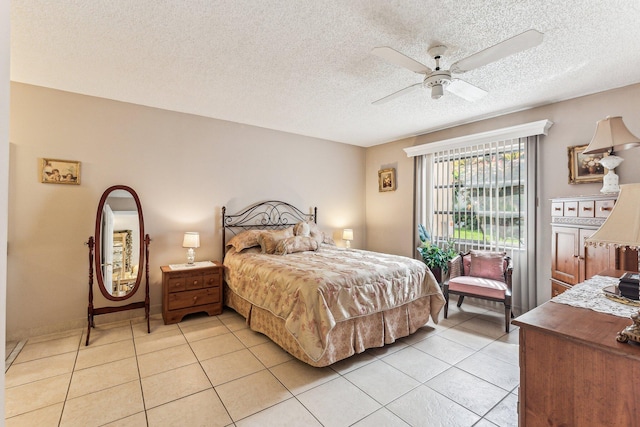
448 253 464 280
504 256 513 289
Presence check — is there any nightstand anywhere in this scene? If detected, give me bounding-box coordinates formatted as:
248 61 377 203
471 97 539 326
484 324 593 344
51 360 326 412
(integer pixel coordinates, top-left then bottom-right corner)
161 261 223 324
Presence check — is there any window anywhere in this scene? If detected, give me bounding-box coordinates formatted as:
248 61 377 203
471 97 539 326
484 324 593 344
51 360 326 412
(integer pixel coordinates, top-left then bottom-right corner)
405 120 553 313
431 139 525 251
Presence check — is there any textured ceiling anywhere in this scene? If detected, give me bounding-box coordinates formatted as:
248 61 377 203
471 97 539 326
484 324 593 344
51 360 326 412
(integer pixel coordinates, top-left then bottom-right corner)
10 1 640 147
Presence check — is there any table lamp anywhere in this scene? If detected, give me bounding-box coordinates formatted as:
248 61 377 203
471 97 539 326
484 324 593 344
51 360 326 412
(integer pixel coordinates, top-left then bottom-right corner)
582 116 640 193
182 232 200 264
585 183 640 343
342 229 353 249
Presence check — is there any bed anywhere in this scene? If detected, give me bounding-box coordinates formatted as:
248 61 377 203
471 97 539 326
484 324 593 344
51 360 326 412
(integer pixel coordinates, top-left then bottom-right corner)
221 200 445 367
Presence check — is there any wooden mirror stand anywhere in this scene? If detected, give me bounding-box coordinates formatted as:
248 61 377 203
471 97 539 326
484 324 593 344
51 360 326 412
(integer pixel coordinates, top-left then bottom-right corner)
85 185 151 345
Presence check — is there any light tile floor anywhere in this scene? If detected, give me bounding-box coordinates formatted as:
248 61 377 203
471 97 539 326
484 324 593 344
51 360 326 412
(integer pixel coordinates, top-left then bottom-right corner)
5 297 520 426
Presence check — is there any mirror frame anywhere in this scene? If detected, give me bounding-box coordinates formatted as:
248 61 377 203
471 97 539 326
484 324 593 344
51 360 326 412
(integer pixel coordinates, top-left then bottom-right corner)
94 185 145 301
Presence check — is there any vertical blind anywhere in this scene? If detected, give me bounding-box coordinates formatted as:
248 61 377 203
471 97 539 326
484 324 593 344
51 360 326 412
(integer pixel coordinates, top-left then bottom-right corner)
407 120 552 313
412 140 547 314
429 138 525 254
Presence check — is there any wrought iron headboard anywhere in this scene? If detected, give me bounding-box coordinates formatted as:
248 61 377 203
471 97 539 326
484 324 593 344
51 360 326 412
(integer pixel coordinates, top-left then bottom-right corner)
221 200 317 256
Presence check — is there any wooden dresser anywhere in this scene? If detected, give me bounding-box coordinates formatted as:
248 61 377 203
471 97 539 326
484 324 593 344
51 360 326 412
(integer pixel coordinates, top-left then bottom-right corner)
551 194 638 297
161 261 223 324
513 269 640 426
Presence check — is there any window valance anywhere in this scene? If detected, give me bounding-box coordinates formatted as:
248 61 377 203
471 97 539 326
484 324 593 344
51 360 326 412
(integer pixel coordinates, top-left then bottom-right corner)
404 119 553 157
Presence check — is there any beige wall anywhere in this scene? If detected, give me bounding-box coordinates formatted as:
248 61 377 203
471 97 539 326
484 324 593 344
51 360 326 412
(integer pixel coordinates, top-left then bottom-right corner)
365 137 417 257
366 83 640 306
8 82 366 340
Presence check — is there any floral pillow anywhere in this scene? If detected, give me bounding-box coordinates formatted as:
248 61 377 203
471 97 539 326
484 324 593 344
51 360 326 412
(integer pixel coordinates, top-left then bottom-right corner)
294 221 311 237
257 227 294 254
323 234 336 246
274 236 319 255
226 230 262 252
469 250 507 282
306 220 325 245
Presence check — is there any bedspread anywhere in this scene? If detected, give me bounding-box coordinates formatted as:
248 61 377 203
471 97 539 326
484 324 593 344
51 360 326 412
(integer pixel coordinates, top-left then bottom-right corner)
224 245 444 361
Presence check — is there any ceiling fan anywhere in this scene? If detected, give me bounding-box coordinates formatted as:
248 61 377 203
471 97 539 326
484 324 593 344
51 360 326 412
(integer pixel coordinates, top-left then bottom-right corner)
371 29 543 104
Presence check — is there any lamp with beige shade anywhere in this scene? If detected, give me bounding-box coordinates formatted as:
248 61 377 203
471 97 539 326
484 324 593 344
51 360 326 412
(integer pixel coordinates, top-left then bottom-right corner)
182 232 200 264
583 116 640 193
585 183 640 343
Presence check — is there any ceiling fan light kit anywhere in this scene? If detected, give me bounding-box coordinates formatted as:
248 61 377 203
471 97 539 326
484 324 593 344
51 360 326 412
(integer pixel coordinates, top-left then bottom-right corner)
424 70 451 99
371 29 543 104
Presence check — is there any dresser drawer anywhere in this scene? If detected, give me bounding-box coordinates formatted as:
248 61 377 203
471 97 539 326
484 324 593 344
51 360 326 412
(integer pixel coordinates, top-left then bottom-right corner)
167 287 221 311
551 202 564 217
595 199 615 218
578 201 595 218
563 201 578 217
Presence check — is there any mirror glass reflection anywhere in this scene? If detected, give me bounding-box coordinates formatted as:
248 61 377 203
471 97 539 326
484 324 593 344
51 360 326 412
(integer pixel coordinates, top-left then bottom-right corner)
101 189 141 297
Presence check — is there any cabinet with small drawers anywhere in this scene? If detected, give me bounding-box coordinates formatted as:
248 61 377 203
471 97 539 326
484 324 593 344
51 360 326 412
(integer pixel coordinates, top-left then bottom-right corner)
550 195 638 296
161 262 223 324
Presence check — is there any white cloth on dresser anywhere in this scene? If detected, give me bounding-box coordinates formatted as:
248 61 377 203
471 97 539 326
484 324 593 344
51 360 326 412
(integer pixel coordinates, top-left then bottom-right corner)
551 274 638 318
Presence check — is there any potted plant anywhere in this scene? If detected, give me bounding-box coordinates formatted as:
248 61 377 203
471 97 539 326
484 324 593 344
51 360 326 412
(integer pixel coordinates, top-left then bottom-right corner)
416 224 458 284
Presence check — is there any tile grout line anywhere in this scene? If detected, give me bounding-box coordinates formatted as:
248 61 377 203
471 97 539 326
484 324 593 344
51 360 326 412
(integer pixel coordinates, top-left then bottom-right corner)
5 340 27 372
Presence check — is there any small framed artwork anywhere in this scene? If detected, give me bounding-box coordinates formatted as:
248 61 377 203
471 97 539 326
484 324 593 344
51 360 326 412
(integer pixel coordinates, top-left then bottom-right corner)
39 158 81 185
378 168 396 192
568 145 608 184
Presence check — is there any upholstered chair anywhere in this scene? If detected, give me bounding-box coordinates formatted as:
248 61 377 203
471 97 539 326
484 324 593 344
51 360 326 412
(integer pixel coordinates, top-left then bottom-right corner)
443 250 513 332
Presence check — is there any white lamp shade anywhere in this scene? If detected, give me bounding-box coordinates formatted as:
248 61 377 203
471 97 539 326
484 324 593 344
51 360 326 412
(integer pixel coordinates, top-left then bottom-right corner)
586 184 640 249
583 116 640 154
342 229 353 241
182 232 200 248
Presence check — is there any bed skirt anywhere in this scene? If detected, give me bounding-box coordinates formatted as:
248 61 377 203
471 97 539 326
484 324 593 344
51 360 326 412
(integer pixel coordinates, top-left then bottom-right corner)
224 283 440 367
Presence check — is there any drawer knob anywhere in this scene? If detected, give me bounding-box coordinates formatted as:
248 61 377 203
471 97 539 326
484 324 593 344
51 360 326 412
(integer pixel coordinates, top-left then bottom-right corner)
554 207 562 211
582 207 592 211
567 207 576 211
193 296 198 302
600 206 612 212
193 280 198 285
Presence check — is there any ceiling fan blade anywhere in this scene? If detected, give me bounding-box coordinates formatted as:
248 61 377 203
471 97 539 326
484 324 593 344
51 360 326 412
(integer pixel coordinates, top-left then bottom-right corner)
372 83 422 105
446 79 488 102
371 47 432 74
450 29 543 73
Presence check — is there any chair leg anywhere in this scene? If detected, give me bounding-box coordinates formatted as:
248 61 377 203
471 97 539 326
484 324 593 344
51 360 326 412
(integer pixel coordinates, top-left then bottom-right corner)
504 304 511 333
443 284 449 319
456 295 465 307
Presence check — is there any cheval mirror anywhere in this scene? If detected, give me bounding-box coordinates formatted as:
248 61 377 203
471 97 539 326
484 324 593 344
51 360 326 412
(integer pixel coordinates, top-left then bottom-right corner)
86 185 150 345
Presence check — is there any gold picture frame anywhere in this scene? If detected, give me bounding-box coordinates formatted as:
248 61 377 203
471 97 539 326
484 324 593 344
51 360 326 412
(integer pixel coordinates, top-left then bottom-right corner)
568 145 608 184
39 158 81 185
378 168 396 192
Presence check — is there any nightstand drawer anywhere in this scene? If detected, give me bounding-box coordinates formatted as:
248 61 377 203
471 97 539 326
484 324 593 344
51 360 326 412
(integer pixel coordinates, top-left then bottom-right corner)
167 276 188 292
167 287 220 311
203 272 221 288
185 274 205 290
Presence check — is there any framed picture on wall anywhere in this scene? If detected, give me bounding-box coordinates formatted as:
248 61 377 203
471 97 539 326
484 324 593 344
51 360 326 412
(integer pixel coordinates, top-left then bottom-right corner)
567 145 608 184
378 168 396 192
39 158 81 185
